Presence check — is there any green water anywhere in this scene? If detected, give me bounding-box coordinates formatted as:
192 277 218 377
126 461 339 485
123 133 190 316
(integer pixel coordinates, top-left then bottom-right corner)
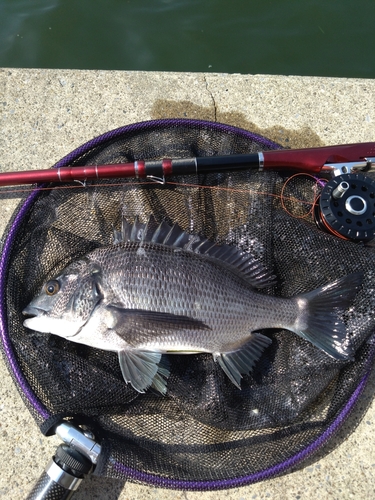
0 0 374 78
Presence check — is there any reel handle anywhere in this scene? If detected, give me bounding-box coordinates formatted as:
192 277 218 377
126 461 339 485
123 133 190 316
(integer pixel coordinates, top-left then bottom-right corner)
26 444 92 500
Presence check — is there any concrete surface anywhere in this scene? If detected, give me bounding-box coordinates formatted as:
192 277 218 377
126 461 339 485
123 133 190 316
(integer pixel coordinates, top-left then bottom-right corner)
0 68 375 499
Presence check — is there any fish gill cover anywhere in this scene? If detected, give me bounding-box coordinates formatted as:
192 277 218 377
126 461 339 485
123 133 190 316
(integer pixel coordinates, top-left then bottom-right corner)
1 119 375 488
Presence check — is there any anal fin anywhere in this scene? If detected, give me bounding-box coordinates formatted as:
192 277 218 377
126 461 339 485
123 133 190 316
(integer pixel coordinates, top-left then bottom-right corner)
118 350 170 394
214 333 272 389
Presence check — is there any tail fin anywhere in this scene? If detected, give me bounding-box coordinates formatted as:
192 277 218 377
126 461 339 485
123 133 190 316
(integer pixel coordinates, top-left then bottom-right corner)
294 273 363 360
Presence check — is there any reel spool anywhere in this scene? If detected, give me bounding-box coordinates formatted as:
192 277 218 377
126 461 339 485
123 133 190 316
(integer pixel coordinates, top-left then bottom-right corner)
315 173 375 242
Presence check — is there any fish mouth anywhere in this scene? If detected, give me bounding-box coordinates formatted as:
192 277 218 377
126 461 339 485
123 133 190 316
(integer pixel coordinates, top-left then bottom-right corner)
22 305 49 331
22 303 87 338
22 304 45 318
22 305 45 330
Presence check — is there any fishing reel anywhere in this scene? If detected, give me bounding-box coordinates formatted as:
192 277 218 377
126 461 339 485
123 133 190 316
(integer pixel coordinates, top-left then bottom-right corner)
313 160 375 243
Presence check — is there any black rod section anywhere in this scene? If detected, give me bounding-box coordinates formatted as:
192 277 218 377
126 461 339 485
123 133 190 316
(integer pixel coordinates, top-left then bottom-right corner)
195 153 260 173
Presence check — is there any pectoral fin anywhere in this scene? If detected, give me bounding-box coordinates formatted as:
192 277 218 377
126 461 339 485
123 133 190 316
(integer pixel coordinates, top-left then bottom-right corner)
213 333 272 389
108 305 210 337
118 350 170 394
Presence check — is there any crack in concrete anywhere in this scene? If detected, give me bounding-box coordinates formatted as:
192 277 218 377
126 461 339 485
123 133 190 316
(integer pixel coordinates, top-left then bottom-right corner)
204 76 217 121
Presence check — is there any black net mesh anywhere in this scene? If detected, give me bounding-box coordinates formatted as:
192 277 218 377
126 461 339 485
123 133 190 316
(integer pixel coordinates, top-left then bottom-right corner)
1 120 375 489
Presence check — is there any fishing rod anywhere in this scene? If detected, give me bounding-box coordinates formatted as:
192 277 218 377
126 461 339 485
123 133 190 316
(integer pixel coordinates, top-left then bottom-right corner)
1 141 375 242
1 142 375 187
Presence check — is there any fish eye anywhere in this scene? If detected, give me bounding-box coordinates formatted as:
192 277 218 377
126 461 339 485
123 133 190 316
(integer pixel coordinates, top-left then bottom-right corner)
45 280 60 296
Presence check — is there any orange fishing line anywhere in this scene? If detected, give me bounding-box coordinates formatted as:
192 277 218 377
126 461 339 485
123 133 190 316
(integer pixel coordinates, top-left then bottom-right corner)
0 176 322 224
280 173 322 219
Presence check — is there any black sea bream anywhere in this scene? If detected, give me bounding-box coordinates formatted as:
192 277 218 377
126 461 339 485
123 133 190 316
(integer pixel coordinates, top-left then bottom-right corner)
23 217 362 394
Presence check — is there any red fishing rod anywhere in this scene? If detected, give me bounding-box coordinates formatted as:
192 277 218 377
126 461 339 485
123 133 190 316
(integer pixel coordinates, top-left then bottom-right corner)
0 142 374 186
1 142 375 242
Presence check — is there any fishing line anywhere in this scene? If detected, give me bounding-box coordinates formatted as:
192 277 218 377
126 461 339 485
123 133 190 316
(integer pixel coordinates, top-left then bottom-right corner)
0 176 320 223
279 173 323 220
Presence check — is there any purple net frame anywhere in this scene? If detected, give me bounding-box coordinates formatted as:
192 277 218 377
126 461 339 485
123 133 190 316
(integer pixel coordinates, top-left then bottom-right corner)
0 118 373 490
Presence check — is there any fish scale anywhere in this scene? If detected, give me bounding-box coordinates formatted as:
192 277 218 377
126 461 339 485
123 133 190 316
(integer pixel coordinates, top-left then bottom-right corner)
23 218 363 394
93 242 273 337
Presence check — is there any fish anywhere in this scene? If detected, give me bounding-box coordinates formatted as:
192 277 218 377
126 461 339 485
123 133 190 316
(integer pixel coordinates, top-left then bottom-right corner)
23 216 363 395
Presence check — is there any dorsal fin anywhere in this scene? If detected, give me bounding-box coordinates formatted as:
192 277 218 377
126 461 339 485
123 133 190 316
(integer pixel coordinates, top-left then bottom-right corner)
114 216 276 289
